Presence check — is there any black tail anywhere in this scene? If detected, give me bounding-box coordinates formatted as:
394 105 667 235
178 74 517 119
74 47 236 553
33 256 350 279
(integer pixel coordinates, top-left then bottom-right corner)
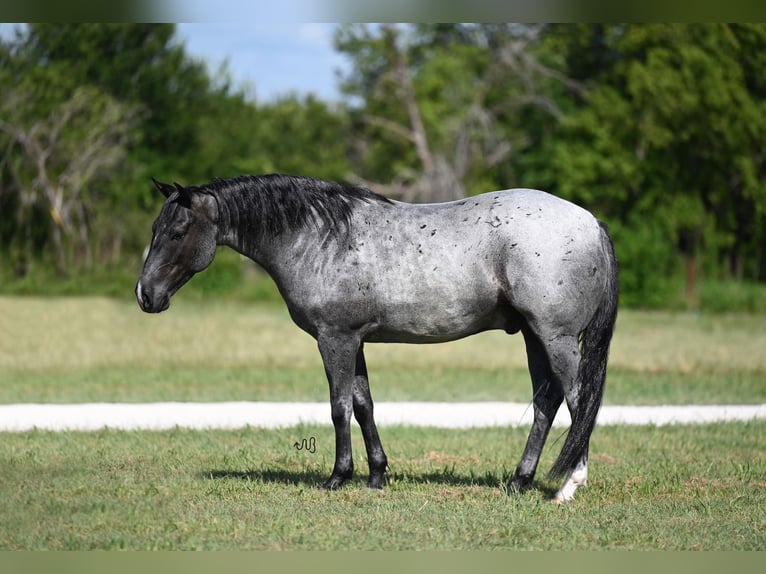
549 221 619 479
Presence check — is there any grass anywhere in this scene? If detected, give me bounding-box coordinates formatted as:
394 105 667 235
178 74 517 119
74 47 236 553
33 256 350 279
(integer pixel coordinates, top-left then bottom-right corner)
0 423 764 550
1 296 765 404
1 295 765 550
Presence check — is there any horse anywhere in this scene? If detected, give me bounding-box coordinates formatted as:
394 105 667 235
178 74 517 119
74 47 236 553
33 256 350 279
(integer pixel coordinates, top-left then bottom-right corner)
136 174 618 502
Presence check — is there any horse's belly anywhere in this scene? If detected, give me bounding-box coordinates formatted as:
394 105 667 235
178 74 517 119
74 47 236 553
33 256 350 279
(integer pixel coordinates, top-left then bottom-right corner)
365 316 494 344
364 287 516 344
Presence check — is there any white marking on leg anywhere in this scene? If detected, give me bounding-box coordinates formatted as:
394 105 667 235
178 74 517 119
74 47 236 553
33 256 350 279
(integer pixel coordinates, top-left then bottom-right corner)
554 464 588 503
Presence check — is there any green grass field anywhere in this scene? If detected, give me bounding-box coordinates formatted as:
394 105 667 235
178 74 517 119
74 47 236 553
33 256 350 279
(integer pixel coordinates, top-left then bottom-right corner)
0 296 765 550
1 296 765 404
0 423 763 550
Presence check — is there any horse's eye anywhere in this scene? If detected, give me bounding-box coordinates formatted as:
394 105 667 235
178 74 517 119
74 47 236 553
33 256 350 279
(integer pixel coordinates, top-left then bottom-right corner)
171 231 186 241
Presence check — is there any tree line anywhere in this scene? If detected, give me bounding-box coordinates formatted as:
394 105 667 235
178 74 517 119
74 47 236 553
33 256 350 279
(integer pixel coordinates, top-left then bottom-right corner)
1 23 765 309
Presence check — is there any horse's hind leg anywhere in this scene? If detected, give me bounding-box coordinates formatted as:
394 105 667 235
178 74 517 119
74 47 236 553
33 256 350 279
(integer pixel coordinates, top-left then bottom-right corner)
352 344 389 489
541 332 589 503
508 328 564 494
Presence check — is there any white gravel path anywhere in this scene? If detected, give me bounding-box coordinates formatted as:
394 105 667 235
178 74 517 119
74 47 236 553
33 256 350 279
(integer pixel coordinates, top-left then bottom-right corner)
0 402 764 432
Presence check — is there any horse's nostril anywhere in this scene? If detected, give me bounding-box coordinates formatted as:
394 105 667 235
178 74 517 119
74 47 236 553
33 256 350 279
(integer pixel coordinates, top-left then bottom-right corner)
136 281 152 311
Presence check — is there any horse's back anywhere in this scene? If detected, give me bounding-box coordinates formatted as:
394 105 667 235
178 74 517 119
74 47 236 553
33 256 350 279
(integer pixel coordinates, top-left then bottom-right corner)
387 187 602 266
390 187 598 240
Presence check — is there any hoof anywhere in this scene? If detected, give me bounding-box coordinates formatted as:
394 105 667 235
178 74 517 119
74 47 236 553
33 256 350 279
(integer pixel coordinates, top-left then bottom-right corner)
367 471 387 490
366 463 389 490
552 490 576 504
321 473 351 491
553 467 587 503
506 475 533 496
506 483 531 496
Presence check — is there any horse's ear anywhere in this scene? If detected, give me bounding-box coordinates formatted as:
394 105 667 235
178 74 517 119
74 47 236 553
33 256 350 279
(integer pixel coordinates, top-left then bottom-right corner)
173 182 193 209
152 177 176 199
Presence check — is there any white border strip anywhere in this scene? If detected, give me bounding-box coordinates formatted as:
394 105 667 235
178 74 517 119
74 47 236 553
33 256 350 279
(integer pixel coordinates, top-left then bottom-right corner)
0 402 765 431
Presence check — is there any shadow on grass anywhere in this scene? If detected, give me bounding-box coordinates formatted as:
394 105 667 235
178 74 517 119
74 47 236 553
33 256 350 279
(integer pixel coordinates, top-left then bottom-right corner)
201 467 558 498
203 468 327 486
398 471 559 499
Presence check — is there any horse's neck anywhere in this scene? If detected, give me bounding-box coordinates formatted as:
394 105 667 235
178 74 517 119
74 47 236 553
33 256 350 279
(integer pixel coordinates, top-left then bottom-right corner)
214 190 294 271
213 185 361 280
215 191 263 263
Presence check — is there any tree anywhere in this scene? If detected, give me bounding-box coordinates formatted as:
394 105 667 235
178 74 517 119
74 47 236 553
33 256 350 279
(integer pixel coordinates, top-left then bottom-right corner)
334 24 573 202
196 93 354 182
0 85 141 274
0 23 358 282
544 24 766 303
19 24 213 176
0 23 212 276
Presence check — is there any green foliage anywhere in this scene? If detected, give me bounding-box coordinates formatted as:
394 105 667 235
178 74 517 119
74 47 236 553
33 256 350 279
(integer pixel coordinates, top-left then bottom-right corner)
698 280 766 314
334 24 568 199
185 248 244 297
0 265 137 299
22 24 213 173
181 248 283 304
544 23 766 295
608 217 683 309
235 95 353 180
0 24 353 289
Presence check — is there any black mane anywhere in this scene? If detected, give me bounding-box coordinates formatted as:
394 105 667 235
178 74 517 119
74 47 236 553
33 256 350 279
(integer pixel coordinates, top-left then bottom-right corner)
197 174 390 239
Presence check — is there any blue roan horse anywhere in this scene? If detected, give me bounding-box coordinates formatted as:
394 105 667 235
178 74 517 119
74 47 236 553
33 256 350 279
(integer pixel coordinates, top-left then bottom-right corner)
136 174 618 502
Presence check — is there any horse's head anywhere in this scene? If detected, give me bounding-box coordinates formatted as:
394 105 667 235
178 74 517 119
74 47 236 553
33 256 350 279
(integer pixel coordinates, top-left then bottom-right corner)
135 179 218 313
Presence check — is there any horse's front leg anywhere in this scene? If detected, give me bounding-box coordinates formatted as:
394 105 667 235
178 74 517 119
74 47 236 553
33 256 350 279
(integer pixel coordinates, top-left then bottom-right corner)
353 344 388 489
317 329 360 490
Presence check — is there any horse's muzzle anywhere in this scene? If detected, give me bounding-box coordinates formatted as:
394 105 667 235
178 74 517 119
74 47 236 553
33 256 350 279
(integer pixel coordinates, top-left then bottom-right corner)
135 280 170 313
